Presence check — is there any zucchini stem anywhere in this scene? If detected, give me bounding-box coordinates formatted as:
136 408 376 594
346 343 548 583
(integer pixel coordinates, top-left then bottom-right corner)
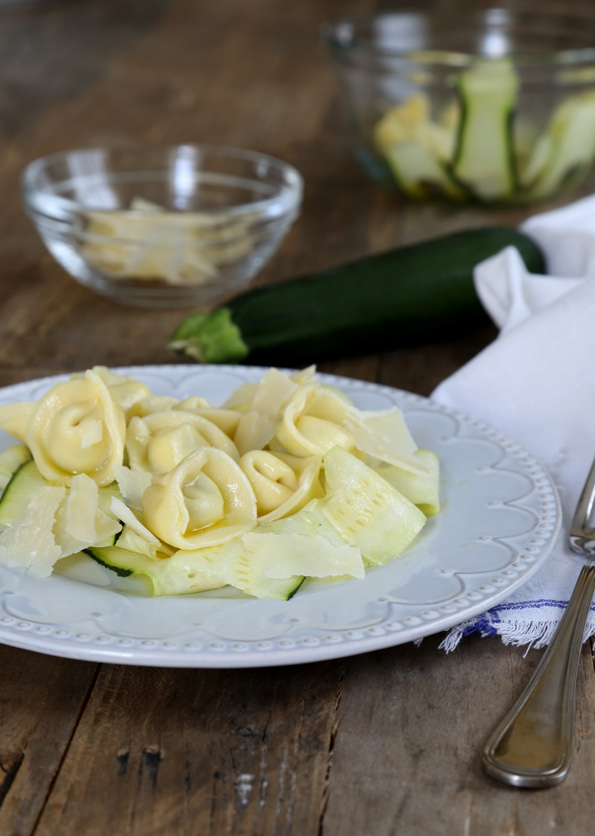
169 307 249 364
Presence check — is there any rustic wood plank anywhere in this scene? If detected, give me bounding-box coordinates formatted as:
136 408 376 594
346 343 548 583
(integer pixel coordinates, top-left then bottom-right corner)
0 0 375 377
34 661 342 835
0 646 97 835
320 636 595 835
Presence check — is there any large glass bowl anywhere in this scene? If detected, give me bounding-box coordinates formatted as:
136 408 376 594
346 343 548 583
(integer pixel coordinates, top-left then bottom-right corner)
322 8 595 204
22 145 303 307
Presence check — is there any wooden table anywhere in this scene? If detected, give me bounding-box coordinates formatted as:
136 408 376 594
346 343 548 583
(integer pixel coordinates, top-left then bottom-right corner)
0 0 594 833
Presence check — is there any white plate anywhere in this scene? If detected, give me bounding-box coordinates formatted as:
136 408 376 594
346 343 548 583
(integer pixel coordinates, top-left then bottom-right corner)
0 365 561 667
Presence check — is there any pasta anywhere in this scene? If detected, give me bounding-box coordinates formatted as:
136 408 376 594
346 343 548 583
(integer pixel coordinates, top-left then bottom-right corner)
25 369 126 486
0 401 35 443
141 447 257 549
274 384 356 456
0 366 440 598
239 450 323 522
126 410 239 473
79 366 152 419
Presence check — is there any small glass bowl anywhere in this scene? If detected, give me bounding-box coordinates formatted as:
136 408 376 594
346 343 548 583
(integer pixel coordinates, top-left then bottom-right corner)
22 145 303 307
322 8 595 204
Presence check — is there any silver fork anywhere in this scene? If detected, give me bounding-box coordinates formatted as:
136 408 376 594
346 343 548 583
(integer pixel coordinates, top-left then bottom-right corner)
482 456 595 788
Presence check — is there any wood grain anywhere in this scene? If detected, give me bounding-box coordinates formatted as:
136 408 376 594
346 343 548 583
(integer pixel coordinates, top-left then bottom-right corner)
321 638 595 836
34 662 342 835
0 646 97 835
0 0 592 834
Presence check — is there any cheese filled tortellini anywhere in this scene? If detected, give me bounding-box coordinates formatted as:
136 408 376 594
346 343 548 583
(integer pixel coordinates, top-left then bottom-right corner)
239 450 324 522
273 383 356 456
25 370 126 486
127 393 241 437
142 447 257 549
77 366 152 420
176 400 242 437
0 401 35 444
126 410 239 473
128 395 180 417
0 364 439 598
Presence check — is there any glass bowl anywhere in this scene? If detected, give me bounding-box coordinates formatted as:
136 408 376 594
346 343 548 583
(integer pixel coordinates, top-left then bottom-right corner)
22 145 303 307
322 8 595 204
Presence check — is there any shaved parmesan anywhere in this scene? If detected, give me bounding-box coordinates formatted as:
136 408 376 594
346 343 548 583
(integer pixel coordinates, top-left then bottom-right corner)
110 496 161 545
250 368 298 418
234 412 276 457
115 465 152 510
0 486 65 578
54 473 121 556
345 406 430 474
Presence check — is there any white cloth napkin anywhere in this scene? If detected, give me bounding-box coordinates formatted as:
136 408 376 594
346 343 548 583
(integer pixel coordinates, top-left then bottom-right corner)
433 194 595 651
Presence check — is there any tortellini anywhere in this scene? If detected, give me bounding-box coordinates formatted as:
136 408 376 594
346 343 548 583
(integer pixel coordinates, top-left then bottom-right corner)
25 370 126 486
239 451 324 522
0 401 35 444
0 364 438 594
273 384 356 456
126 393 241 436
79 366 152 420
142 448 257 549
126 410 239 473
128 395 180 418
240 451 297 514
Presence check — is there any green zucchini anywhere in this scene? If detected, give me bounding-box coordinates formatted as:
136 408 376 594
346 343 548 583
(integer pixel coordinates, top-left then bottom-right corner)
0 445 32 492
168 227 545 365
385 142 465 202
371 448 440 517
451 58 519 201
0 460 48 527
521 91 595 200
84 542 303 600
84 544 156 577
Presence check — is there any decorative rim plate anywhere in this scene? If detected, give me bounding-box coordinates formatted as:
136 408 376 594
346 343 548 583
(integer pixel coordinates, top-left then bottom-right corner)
0 365 561 668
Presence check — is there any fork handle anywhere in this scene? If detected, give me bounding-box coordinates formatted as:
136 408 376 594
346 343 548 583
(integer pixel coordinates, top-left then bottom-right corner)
482 562 595 788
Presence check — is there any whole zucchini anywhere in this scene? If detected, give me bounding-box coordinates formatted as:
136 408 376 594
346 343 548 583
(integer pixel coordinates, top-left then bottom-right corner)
169 227 544 365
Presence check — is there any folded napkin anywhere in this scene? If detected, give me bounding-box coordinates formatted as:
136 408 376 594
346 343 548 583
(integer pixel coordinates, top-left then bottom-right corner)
433 194 595 651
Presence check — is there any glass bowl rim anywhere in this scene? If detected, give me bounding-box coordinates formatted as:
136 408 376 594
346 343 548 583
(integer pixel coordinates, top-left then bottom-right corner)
321 8 595 66
22 143 304 221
